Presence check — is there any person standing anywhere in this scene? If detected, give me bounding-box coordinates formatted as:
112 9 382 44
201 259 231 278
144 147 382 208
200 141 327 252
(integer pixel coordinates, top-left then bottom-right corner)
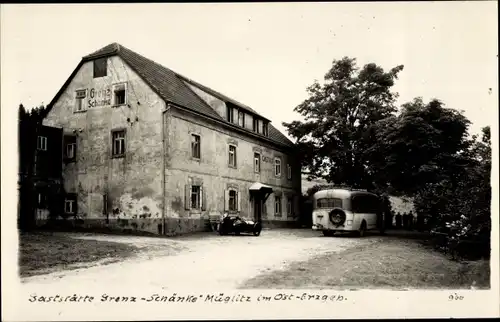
395 212 402 229
408 211 414 231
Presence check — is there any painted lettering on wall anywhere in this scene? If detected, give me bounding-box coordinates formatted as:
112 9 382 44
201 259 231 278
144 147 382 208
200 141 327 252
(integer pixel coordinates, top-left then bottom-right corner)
87 87 112 108
261 156 273 163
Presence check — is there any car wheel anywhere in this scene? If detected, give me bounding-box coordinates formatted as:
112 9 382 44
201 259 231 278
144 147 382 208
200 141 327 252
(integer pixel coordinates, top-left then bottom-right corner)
253 229 261 236
358 221 367 237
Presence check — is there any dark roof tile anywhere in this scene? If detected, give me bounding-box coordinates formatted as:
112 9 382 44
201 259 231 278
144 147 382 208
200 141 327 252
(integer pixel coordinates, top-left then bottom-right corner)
51 43 295 149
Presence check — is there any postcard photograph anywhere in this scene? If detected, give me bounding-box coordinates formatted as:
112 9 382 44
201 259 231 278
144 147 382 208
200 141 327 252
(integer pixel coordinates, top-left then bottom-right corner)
1 2 499 320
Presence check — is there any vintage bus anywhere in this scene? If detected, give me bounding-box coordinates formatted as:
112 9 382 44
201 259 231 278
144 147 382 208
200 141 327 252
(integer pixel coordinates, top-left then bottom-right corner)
311 188 383 237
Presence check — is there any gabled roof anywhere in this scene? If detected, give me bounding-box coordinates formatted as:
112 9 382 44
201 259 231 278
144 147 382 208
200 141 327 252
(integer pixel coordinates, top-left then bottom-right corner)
46 42 295 149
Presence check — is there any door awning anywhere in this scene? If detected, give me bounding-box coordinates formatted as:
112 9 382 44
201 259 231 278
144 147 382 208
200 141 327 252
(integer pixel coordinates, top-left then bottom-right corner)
249 182 273 193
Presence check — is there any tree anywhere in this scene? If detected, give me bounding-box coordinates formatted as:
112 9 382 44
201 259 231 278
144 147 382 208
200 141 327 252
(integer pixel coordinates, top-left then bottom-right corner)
283 57 404 188
367 98 472 196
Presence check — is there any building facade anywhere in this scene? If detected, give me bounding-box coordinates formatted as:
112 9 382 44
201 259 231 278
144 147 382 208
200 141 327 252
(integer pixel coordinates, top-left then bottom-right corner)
41 43 301 235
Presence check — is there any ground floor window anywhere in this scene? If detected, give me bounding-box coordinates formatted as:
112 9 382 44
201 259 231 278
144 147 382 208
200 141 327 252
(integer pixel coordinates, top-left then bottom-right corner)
191 185 201 209
287 197 293 217
64 194 77 214
275 196 282 216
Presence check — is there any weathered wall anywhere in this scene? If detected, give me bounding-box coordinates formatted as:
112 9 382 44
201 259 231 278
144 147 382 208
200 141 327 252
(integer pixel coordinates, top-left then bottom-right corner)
43 55 166 234
164 107 301 233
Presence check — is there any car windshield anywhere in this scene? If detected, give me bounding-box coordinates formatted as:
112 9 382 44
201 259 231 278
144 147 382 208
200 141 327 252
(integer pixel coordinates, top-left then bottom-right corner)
316 198 342 209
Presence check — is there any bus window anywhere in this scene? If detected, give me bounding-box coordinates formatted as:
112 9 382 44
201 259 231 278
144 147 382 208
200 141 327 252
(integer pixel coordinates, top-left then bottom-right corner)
316 198 342 209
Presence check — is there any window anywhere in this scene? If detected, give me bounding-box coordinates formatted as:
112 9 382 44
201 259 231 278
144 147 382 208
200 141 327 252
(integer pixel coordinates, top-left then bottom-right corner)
37 192 48 209
228 145 237 167
316 198 343 209
93 58 107 78
191 185 201 209
275 196 282 216
287 197 293 217
263 122 269 136
238 111 245 127
112 130 126 157
37 136 47 151
113 83 127 106
287 164 292 180
191 134 201 159
228 190 237 211
225 188 239 212
64 135 77 162
75 90 86 112
64 194 77 214
253 118 259 133
185 184 205 211
275 157 282 177
254 152 261 173
226 106 235 123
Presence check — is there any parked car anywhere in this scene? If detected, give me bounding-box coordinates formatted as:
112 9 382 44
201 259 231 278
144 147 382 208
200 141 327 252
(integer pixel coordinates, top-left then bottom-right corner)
311 188 384 237
218 213 262 236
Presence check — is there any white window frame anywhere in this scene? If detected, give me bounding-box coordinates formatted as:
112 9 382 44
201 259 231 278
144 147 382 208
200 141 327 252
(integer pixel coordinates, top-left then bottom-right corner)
275 196 282 216
112 130 126 157
228 144 237 168
191 134 201 159
66 142 76 159
228 189 238 212
64 199 75 214
37 136 47 151
275 157 282 177
191 185 201 210
254 152 261 173
287 164 292 180
237 111 244 127
75 89 87 112
112 83 127 106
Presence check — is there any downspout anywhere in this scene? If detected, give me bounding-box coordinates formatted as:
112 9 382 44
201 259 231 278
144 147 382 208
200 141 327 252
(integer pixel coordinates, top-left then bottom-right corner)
161 103 172 235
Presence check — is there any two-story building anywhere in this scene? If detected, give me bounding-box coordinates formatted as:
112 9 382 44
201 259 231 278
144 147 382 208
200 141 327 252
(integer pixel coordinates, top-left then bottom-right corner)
41 43 302 235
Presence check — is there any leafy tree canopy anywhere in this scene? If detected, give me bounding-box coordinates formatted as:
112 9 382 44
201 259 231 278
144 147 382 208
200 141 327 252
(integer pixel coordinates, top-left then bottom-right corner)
283 57 404 189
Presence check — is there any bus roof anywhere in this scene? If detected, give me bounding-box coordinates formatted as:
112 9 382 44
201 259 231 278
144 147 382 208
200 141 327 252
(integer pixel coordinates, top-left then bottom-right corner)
313 189 378 200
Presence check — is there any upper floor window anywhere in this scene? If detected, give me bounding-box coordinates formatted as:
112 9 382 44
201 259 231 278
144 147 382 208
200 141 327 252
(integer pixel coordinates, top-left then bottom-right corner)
287 164 292 180
227 106 236 123
228 145 237 168
253 118 259 133
237 111 245 127
112 130 126 157
64 135 77 162
275 157 282 177
263 122 269 136
75 90 87 112
93 58 107 78
37 136 47 151
254 152 261 173
113 83 127 106
191 134 201 159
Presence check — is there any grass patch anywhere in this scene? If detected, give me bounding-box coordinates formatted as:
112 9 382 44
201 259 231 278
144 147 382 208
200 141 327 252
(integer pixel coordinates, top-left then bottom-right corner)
19 231 138 277
241 237 490 290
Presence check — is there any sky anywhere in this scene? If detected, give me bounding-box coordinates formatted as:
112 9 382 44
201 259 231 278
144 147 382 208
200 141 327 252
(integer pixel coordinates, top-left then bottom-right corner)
1 2 498 138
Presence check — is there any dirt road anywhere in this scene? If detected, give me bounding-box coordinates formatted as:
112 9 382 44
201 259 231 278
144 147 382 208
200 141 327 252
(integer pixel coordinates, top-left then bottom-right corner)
21 229 379 289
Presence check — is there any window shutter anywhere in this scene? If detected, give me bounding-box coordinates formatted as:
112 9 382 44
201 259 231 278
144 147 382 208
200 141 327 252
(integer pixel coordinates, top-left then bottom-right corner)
185 184 191 210
237 190 241 212
224 189 229 212
201 186 207 211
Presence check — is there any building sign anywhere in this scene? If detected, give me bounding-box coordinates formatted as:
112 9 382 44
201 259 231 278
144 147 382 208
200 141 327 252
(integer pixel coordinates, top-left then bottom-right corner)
87 87 112 108
262 156 273 163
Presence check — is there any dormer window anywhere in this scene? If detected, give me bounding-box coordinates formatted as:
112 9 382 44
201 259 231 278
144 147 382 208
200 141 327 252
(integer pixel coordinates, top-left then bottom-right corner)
253 118 259 133
93 58 107 78
263 122 269 136
238 111 244 127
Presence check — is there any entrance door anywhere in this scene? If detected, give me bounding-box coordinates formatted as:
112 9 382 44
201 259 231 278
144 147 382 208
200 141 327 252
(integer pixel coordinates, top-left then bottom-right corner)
253 197 262 222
